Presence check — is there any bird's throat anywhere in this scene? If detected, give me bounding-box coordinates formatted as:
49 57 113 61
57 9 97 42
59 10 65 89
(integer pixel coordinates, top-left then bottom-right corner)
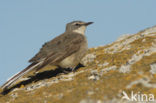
73 26 86 35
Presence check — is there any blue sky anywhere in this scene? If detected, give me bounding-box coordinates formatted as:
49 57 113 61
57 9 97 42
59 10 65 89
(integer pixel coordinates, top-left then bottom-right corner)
0 0 156 85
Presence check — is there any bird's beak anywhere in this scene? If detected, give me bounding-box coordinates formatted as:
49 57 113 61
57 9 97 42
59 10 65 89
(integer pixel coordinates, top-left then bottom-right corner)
84 22 94 26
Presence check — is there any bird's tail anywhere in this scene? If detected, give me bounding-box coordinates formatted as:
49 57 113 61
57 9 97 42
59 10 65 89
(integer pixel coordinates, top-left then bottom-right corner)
1 61 43 90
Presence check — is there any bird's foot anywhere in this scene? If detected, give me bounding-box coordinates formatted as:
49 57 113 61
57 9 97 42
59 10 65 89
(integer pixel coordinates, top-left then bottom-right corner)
62 68 75 74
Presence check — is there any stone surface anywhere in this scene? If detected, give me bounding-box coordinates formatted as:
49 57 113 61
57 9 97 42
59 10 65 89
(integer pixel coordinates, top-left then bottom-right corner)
0 26 156 103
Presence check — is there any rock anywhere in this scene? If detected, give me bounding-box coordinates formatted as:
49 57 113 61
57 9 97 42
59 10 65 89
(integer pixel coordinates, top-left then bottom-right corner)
0 26 156 103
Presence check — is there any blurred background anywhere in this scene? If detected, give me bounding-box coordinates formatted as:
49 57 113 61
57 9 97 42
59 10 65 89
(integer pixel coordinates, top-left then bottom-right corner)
0 0 156 85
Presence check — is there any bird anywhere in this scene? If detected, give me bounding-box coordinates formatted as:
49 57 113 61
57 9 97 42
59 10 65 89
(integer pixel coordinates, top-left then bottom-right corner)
1 20 93 90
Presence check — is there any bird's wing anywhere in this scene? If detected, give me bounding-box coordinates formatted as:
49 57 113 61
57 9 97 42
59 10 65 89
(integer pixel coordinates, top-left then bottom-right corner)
29 32 86 69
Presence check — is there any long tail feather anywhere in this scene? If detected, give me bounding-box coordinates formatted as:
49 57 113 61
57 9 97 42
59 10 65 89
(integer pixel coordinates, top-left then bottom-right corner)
1 61 43 90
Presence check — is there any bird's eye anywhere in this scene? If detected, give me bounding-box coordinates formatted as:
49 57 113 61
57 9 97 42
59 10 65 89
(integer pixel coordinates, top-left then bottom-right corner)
75 23 80 26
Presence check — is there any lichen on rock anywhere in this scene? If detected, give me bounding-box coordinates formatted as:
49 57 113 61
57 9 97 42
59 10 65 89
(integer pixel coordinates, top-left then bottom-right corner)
0 26 156 103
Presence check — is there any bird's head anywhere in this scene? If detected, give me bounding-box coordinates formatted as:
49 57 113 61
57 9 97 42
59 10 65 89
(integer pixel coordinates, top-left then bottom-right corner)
66 21 93 34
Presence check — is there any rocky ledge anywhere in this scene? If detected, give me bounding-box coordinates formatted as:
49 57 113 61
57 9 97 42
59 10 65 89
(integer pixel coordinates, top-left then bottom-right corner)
0 26 156 103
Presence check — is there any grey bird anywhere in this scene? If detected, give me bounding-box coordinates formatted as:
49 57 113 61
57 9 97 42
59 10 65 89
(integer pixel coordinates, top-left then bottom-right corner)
1 21 93 90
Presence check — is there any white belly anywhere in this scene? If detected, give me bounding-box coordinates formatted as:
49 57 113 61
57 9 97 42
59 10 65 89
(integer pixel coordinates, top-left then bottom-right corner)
59 54 78 68
59 41 88 69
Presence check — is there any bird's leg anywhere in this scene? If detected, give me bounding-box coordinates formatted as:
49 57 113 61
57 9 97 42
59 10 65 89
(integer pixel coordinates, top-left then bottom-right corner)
61 67 76 74
61 68 72 74
62 70 70 74
71 67 76 72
